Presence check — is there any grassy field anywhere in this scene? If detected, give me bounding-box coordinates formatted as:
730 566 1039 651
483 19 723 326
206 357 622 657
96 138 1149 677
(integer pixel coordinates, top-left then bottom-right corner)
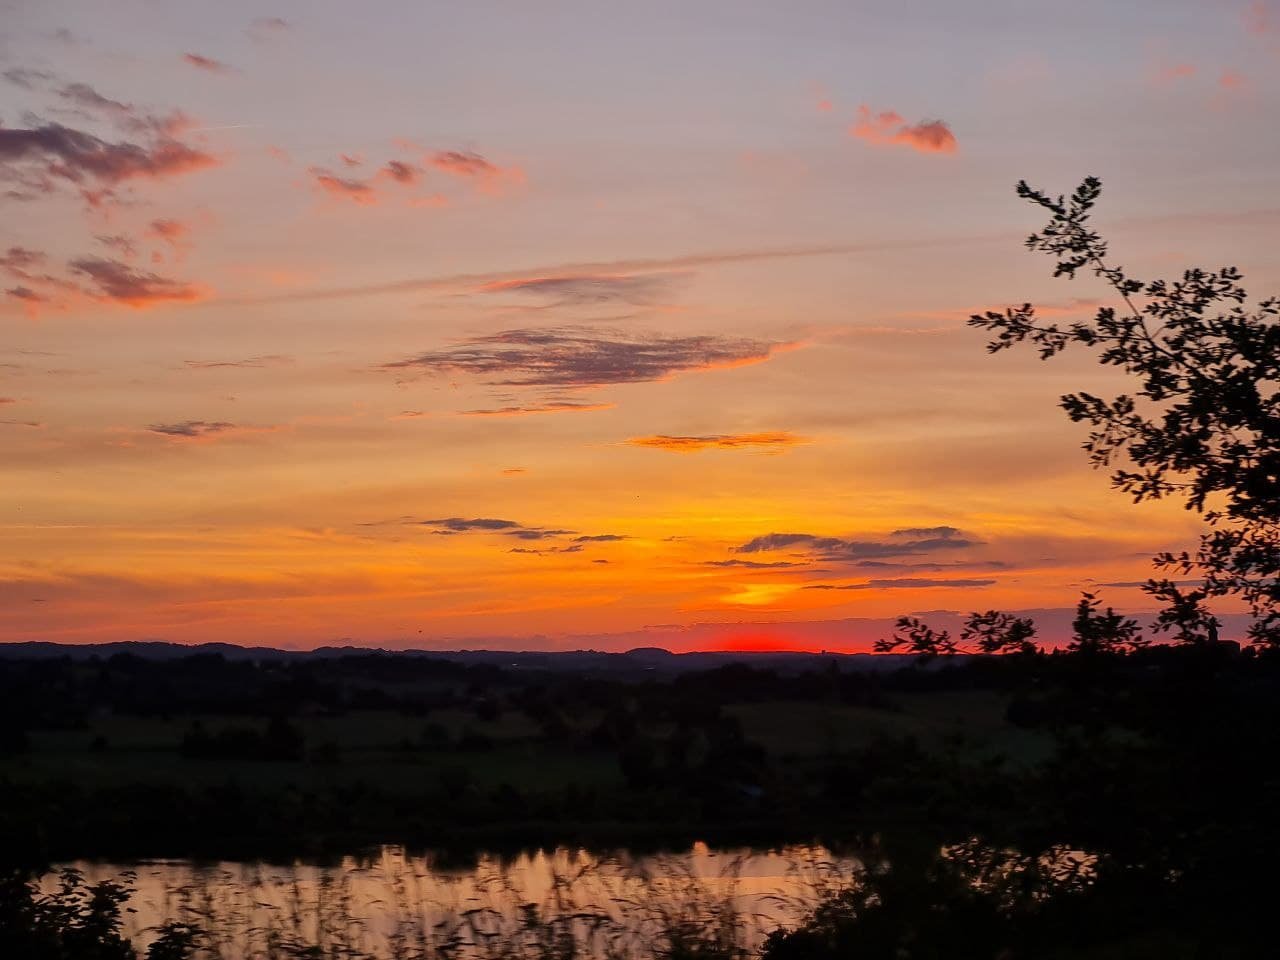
3 691 1051 795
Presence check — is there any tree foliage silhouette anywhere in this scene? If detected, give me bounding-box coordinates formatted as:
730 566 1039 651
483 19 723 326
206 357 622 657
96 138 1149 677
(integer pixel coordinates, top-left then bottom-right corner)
970 177 1280 645
874 610 1038 658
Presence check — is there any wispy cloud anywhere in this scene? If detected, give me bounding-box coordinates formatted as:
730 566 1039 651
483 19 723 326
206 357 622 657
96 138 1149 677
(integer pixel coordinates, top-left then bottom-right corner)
309 168 378 204
705 559 803 569
1245 1 1271 35
147 218 192 258
384 327 784 388
1151 61 1197 85
183 355 293 369
462 400 616 417
2 68 55 90
216 240 965 308
851 105 957 154
428 149 524 194
147 420 236 439
0 121 216 190
247 17 290 41
736 526 980 561
1219 69 1249 91
413 517 575 542
805 577 996 590
381 160 423 185
69 257 206 307
478 272 686 307
626 432 807 453
183 53 234 74
0 246 47 278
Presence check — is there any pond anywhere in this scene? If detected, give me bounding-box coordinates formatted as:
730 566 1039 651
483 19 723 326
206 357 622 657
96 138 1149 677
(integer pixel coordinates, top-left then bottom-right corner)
53 843 861 958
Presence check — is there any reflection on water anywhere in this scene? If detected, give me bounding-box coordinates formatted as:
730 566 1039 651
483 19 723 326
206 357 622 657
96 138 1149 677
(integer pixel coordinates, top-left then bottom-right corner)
55 843 860 958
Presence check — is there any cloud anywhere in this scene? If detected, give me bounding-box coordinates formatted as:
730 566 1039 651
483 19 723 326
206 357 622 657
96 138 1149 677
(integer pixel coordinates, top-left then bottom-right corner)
805 578 997 590
147 218 192 254
428 150 524 193
626 432 807 453
851 105 957 154
6 286 49 305
147 420 236 439
1094 579 1202 589
1152 62 1197 85
478 272 685 306
381 160 422 185
96 234 137 258
247 17 290 40
390 410 428 420
420 517 521 532
309 168 377 204
57 82 135 123
384 327 783 388
367 515 627 548
1 418 44 428
415 517 575 541
736 526 980 560
68 257 205 307
0 246 47 278
0 121 218 199
461 400 616 417
704 559 802 569
309 161 432 204
1219 70 1248 91
1246 1 1271 35
218 241 940 307
430 150 499 178
2 68 55 89
183 355 292 369
183 53 233 74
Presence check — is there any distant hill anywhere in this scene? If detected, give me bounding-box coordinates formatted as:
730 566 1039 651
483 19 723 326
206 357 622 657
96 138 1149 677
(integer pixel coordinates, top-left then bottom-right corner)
0 639 919 674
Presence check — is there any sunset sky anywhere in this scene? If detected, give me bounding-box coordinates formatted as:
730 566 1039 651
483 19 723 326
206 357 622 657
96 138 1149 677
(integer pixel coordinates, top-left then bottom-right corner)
3 0 1278 650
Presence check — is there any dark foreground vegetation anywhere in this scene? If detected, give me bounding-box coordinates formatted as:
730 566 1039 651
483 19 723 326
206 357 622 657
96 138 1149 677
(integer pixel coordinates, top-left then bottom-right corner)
3 636 1279 957
5 176 1280 956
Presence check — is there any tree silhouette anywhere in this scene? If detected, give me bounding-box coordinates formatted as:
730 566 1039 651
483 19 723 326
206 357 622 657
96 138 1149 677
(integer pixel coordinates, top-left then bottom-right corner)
873 616 957 659
876 611 1041 660
961 609 1039 655
970 177 1280 645
1068 592 1145 656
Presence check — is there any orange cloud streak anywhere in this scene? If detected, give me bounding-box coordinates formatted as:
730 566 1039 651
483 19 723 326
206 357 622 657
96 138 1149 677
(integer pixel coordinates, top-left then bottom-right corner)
626 432 808 452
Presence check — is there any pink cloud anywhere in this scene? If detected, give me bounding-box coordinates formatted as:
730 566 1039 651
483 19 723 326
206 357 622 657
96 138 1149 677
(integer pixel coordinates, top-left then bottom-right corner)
428 150 525 193
147 218 190 247
850 106 957 155
1152 62 1197 85
69 257 207 307
309 168 377 204
409 194 448 209
1246 1 1271 35
0 123 219 193
380 160 423 185
182 53 233 74
1219 69 1249 90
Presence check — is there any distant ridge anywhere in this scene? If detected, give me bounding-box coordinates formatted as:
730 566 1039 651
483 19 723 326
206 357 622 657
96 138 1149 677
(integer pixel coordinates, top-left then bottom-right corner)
0 640 917 673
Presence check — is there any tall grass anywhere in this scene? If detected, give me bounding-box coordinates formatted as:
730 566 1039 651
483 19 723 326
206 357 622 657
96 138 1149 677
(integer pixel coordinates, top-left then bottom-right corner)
51 845 858 960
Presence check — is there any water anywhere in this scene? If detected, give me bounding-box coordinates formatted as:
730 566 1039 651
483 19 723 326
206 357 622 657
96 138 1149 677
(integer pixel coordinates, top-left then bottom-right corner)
54 843 861 958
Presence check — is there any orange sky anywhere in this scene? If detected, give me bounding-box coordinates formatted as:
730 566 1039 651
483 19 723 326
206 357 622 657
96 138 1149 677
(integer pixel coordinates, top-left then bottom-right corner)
2 1 1277 649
